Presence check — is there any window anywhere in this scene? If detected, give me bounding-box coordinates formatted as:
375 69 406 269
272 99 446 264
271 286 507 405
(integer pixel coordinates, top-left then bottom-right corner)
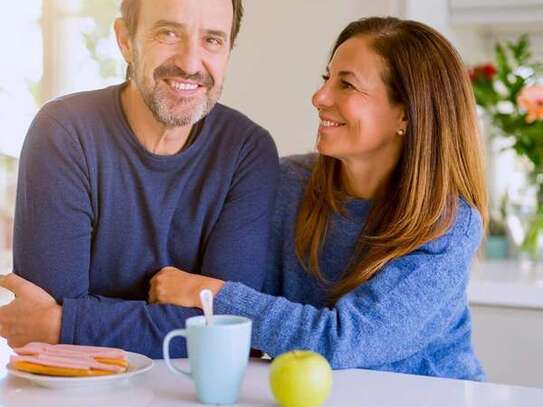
0 1 123 265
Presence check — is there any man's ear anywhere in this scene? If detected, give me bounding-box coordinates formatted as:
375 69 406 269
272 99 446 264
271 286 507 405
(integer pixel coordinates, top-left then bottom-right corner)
114 18 133 65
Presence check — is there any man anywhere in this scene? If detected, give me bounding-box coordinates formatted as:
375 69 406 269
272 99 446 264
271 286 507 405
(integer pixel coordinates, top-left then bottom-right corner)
0 0 278 358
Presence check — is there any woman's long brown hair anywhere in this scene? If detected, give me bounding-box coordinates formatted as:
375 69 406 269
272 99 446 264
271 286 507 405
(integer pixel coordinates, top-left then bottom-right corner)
295 17 488 304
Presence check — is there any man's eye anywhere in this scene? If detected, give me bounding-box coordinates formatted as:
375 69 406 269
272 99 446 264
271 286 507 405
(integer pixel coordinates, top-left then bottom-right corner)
156 30 180 44
321 74 330 82
206 37 224 47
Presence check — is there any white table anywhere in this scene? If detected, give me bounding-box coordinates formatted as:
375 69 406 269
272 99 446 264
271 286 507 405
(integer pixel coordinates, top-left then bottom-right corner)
1 261 542 405
1 353 542 406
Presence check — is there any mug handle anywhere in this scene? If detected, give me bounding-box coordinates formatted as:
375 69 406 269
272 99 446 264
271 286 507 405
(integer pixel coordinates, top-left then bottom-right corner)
163 329 192 378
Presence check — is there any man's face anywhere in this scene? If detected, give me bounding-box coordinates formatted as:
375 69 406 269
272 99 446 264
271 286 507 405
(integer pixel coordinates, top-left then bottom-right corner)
128 0 233 127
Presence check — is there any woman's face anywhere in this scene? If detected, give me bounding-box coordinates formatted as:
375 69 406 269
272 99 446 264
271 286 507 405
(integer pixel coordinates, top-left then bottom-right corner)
312 36 406 164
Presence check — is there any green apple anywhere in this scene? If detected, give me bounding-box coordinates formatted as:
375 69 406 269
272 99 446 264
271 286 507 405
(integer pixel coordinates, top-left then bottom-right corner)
269 350 333 407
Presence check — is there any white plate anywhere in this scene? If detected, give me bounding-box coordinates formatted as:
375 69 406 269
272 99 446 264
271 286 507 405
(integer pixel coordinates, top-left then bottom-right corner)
7 351 154 389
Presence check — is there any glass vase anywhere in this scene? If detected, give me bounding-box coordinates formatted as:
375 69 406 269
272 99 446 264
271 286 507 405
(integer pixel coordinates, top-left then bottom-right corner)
506 172 543 274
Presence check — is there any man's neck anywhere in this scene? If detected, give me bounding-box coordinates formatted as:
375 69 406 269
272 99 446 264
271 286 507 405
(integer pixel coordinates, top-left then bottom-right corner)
120 81 192 156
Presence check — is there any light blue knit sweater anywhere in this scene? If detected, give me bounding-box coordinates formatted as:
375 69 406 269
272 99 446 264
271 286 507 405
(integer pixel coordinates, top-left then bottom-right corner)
214 154 485 381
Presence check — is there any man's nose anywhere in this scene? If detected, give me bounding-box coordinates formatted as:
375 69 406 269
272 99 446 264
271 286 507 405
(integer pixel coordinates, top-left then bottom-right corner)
173 39 202 76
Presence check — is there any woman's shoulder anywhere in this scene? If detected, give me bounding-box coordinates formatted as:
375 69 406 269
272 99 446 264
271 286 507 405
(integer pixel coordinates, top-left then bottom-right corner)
423 198 483 255
280 154 317 179
452 198 483 239
269 154 317 225
278 154 317 192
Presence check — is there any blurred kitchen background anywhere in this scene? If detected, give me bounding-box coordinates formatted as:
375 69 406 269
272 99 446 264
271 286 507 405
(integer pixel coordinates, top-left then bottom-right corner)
0 0 542 388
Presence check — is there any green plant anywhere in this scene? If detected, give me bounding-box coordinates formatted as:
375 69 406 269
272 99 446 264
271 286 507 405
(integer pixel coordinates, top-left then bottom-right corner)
470 35 543 257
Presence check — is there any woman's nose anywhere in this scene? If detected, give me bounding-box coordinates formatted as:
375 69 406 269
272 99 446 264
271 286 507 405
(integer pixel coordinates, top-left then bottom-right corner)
312 83 333 110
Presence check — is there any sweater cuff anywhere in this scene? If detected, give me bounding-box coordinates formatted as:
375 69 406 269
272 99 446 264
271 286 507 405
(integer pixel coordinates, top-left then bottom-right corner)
60 298 78 344
214 281 259 318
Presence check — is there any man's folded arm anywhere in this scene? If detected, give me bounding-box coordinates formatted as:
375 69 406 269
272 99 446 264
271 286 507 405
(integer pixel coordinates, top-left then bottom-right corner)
61 295 199 358
13 108 198 357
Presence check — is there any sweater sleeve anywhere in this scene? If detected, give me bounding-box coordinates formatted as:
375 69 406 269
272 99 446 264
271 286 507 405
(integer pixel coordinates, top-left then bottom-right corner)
199 128 279 290
214 207 482 369
14 108 94 299
60 296 201 358
13 108 265 358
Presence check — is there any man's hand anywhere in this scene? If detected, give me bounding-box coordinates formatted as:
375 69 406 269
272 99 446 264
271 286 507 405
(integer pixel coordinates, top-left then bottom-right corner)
149 267 225 308
0 274 62 348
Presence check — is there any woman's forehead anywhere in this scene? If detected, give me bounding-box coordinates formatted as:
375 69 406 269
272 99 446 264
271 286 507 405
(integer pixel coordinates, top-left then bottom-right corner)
329 37 386 84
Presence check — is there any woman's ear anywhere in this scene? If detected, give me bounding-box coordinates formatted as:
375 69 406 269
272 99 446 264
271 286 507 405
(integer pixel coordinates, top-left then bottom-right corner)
398 105 408 134
114 18 133 66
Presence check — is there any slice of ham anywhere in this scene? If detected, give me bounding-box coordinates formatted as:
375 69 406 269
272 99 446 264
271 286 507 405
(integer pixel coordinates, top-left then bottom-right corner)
13 342 126 360
10 342 128 374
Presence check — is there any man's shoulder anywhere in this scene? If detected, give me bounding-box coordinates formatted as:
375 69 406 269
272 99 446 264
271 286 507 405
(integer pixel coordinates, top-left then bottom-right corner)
209 103 270 139
38 85 119 127
24 85 122 157
206 104 278 163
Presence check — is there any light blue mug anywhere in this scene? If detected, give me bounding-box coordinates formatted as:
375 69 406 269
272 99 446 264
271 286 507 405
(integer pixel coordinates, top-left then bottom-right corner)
163 315 252 405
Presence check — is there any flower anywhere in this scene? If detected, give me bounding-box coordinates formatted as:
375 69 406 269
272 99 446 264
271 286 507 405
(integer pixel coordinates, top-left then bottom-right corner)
497 101 515 115
517 84 543 123
468 35 542 167
469 63 498 82
469 35 543 258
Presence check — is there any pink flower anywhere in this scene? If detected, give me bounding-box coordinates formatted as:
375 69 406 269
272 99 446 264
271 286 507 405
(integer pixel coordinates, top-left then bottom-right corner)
517 85 543 123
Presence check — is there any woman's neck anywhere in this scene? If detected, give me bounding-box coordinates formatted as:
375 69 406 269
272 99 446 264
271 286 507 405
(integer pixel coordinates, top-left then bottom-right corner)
339 153 400 200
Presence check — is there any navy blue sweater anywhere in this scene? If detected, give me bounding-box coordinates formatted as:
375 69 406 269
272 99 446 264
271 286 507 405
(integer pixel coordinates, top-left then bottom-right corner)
13 84 279 358
215 155 486 380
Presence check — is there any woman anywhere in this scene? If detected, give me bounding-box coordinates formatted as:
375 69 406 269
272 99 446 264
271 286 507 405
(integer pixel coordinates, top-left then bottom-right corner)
149 17 488 381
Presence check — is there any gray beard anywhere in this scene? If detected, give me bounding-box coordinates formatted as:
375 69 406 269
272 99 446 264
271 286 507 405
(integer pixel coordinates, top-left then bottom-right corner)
130 57 222 128
139 81 222 128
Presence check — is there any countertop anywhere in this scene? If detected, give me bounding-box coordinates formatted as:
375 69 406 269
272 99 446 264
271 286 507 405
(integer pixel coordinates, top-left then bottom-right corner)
469 259 543 309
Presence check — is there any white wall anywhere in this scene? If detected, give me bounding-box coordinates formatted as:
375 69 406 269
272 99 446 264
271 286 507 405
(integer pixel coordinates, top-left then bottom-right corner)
221 1 399 156
403 0 488 63
220 0 492 157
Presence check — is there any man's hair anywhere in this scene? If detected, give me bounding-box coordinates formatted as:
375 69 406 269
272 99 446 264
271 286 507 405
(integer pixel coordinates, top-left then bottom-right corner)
120 0 244 48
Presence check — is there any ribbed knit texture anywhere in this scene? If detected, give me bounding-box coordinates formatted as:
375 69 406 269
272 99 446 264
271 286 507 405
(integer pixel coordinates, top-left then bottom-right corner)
215 154 485 381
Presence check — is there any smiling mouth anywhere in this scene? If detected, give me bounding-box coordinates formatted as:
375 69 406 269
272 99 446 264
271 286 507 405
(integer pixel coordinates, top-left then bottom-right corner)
319 119 345 128
164 79 203 93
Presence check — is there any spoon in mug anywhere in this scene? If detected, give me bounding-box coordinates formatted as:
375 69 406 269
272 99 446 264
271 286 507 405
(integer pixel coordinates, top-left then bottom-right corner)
200 289 214 326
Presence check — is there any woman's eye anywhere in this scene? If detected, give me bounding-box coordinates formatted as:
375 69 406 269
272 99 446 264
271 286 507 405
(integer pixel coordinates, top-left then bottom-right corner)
341 80 354 90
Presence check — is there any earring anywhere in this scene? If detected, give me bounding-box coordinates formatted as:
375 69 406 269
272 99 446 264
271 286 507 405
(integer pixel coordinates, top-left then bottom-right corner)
397 129 406 136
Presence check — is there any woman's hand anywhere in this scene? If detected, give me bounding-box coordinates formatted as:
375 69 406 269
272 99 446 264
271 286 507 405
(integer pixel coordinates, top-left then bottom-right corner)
148 267 225 308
